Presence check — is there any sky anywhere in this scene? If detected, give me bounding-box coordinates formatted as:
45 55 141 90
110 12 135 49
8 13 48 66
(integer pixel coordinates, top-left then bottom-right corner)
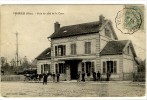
0 5 146 62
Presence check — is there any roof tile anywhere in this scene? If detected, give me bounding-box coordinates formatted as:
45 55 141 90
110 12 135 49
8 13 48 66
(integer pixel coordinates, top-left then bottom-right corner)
50 20 107 39
100 40 129 55
36 47 51 60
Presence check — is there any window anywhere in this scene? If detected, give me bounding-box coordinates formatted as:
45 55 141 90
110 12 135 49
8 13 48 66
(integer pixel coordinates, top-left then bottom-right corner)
55 46 58 56
55 64 58 73
71 43 76 55
85 42 91 54
103 61 117 74
41 64 51 74
113 61 117 73
63 45 66 55
59 63 66 74
58 47 61 56
41 65 44 74
55 63 66 74
103 62 106 73
44 64 50 73
55 45 66 56
83 62 95 74
107 61 113 73
91 62 95 72
86 62 91 73
105 28 111 38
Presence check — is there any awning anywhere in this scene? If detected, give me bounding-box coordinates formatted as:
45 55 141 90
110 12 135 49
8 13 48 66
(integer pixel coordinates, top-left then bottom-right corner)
58 58 83 61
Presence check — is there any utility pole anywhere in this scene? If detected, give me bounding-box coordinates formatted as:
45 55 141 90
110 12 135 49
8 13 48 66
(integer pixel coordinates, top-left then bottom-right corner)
15 32 19 67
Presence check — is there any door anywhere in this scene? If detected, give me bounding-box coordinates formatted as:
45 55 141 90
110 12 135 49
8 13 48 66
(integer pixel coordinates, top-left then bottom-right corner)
70 61 78 79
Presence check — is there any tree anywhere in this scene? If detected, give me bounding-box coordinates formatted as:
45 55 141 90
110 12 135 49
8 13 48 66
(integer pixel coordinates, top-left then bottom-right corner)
21 56 30 70
1 57 6 67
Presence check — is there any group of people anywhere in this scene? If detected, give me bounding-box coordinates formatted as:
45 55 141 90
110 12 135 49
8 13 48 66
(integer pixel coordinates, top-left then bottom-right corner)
42 70 112 84
42 72 60 85
77 71 111 82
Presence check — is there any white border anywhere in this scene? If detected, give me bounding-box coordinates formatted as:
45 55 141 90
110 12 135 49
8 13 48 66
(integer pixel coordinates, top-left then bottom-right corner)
0 0 147 100
0 0 146 4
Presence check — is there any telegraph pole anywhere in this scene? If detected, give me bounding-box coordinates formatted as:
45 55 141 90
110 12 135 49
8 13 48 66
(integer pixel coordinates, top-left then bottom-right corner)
15 32 19 67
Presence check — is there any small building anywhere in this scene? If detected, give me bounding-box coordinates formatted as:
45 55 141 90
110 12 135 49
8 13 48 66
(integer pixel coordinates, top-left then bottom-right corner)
36 15 138 81
36 47 51 74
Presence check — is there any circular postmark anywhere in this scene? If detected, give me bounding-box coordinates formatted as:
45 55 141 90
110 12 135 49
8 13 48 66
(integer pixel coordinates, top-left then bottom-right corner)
115 8 142 34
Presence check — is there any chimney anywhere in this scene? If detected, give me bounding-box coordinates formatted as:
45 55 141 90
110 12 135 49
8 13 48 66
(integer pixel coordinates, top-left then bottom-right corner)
99 15 105 23
54 22 60 32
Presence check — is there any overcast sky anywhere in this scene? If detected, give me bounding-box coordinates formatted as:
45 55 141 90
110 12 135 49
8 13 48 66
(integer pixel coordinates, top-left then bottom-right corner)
1 5 146 62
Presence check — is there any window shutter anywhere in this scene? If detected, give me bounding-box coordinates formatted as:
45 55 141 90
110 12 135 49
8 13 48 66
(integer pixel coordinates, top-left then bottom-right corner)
75 44 76 55
89 42 91 54
71 44 72 55
63 45 66 56
103 62 106 73
55 46 57 56
84 43 86 54
114 61 117 73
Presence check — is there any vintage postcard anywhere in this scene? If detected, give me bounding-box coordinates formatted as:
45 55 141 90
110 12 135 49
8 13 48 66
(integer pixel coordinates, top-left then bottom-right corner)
0 4 146 98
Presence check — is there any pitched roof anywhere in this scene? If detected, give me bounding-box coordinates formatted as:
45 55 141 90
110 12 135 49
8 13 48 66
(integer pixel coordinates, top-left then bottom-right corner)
36 47 51 60
100 40 129 55
50 20 108 39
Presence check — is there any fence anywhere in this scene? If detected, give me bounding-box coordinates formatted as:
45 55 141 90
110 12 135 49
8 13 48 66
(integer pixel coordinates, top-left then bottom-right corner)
1 75 25 81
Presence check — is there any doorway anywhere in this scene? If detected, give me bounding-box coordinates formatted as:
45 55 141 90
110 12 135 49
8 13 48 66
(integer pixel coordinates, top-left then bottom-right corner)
70 62 78 79
65 60 81 80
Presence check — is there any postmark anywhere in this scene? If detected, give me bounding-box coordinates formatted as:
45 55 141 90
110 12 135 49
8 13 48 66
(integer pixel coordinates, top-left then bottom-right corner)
115 7 142 34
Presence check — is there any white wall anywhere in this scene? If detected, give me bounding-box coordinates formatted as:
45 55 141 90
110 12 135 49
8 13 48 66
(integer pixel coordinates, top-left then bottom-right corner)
99 24 116 51
101 55 120 74
52 33 97 57
123 54 134 73
37 60 51 74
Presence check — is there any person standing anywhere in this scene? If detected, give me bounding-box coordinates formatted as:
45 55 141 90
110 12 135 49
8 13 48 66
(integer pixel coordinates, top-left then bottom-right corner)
97 71 101 81
43 73 48 85
93 71 96 81
106 71 111 81
56 72 60 82
52 72 56 82
87 72 90 81
81 71 85 82
77 71 81 82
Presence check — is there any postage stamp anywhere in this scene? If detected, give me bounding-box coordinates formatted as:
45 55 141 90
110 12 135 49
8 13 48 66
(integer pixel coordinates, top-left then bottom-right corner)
115 5 144 34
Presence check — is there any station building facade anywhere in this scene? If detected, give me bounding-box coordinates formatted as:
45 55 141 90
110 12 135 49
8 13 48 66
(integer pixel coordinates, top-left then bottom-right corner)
36 15 138 81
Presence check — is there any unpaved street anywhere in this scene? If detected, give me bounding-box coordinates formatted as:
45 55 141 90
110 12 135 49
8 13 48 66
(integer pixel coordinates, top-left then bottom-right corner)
1 81 145 97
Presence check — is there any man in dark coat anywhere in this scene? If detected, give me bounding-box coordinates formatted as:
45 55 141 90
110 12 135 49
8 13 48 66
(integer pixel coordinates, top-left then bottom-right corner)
93 71 96 81
87 72 90 81
81 71 85 82
77 71 81 82
106 71 111 81
43 73 48 85
56 72 60 82
52 72 56 82
97 71 101 81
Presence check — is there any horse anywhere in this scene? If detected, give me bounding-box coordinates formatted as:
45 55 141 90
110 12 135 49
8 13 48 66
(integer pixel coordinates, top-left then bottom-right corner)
1 70 4 75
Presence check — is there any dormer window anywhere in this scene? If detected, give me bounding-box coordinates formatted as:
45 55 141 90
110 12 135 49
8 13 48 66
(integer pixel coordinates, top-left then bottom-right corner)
105 28 111 38
46 52 50 55
63 30 67 33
